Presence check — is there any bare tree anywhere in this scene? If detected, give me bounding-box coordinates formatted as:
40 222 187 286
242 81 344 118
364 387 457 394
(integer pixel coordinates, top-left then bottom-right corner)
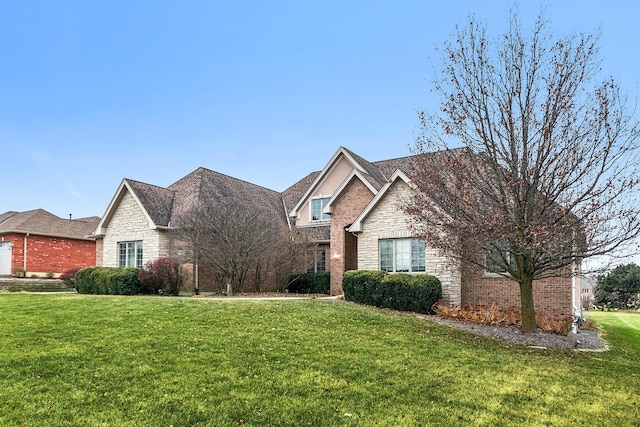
173 199 284 296
409 10 640 332
271 227 315 292
168 170 313 295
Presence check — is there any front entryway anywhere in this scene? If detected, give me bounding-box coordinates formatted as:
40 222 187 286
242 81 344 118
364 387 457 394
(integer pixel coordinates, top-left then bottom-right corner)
0 241 12 275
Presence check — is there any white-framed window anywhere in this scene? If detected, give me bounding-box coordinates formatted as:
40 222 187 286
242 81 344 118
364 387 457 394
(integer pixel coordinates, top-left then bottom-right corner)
310 197 331 221
379 238 425 273
307 249 327 273
119 241 143 268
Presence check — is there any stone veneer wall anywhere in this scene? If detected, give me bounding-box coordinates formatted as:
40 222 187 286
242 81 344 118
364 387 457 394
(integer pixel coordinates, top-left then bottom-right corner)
329 176 374 295
356 179 462 306
102 191 170 268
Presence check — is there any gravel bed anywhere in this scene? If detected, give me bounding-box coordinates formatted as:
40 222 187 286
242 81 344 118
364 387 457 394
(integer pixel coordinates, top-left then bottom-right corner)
421 316 606 351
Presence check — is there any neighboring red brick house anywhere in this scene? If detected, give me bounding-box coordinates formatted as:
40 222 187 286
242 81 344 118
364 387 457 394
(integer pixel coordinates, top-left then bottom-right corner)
0 209 100 277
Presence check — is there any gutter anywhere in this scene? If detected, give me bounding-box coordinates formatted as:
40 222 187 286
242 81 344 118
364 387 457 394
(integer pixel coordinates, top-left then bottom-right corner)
6 229 96 241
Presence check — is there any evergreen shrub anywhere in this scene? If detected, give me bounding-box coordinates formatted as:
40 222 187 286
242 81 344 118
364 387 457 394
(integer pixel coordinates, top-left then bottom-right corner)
75 267 141 295
343 270 442 314
286 272 330 294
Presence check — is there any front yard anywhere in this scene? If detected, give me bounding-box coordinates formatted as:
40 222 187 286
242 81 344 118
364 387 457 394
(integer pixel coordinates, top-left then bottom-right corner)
0 294 638 426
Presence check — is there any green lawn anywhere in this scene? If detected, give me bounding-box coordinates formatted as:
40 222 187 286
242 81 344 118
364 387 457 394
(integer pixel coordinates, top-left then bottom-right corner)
0 295 638 426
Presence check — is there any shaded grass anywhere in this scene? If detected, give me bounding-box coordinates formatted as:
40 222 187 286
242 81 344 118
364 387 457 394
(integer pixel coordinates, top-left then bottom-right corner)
0 295 638 426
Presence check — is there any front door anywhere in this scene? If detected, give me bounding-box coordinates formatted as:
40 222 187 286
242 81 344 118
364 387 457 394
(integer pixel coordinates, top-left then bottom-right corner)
0 241 12 276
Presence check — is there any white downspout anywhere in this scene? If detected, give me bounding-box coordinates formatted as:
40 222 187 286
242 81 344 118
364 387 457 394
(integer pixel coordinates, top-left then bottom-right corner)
23 233 29 273
571 262 577 314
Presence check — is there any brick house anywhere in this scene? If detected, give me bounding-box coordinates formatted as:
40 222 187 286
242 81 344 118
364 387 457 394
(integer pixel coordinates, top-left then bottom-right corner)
91 167 287 292
94 147 581 315
0 209 100 277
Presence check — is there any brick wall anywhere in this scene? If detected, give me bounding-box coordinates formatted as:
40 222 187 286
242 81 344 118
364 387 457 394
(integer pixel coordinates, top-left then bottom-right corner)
95 238 104 266
329 176 374 295
2 232 96 276
461 262 573 315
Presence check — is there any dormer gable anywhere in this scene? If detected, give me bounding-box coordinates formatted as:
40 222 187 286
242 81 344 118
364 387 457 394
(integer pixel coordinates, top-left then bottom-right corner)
287 147 388 225
347 169 413 233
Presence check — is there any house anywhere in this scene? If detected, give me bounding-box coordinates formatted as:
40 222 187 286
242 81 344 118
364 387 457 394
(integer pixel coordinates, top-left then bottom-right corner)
91 167 287 291
0 209 100 277
94 147 581 315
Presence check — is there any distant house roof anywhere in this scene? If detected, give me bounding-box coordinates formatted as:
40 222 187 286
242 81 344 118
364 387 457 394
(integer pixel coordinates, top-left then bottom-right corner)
0 209 100 240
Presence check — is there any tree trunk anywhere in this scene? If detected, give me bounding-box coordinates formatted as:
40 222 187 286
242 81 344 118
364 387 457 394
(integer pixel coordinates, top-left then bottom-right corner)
193 261 199 296
226 279 233 297
519 276 537 333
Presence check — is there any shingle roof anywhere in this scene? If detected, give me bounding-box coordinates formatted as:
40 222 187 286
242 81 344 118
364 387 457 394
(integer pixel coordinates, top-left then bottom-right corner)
342 147 389 190
305 224 331 242
114 168 289 231
282 171 320 215
168 167 288 228
282 149 422 214
125 180 175 227
373 154 418 179
107 149 426 238
0 209 100 240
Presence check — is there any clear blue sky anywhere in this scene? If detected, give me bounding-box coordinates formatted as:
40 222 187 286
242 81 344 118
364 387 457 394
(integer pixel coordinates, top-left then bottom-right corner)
1 0 638 220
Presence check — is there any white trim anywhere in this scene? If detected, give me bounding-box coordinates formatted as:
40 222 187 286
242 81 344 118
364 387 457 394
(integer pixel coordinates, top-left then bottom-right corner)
347 169 412 233
288 147 371 218
92 179 159 236
321 169 378 215
310 195 332 222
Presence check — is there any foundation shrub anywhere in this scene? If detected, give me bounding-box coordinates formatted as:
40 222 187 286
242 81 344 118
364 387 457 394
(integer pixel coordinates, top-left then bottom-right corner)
286 272 330 294
379 273 412 309
342 270 387 304
343 271 442 315
75 267 140 295
138 258 185 296
409 274 443 314
74 267 101 294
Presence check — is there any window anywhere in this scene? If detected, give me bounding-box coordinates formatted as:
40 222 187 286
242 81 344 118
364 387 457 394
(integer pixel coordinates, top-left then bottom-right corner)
485 244 514 274
379 239 425 273
307 249 326 273
311 197 330 221
119 241 143 268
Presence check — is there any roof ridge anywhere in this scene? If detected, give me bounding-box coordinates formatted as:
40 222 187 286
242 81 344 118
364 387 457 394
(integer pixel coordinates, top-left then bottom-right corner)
125 178 172 192
181 166 281 194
